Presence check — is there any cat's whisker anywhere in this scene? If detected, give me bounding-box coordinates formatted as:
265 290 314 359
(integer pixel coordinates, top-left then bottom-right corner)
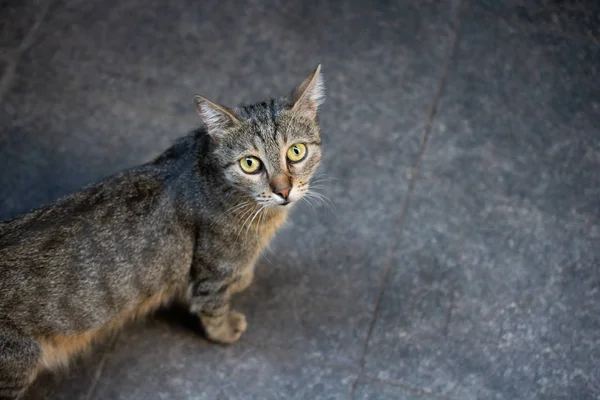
259 207 275 254
258 204 268 230
309 191 334 205
305 191 335 209
300 195 318 214
305 182 332 190
233 204 260 243
238 206 258 229
302 195 325 210
236 202 267 246
210 201 251 228
253 205 270 244
225 201 250 214
306 184 328 191
310 175 338 184
260 250 275 265
226 203 253 227
246 206 264 236
243 204 269 247
233 203 256 222
215 200 247 214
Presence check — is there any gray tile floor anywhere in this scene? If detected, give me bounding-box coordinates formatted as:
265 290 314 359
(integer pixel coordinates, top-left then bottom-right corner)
0 0 598 399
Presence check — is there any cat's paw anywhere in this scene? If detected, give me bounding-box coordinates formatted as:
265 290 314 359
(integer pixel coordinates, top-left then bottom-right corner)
203 311 247 344
229 310 248 335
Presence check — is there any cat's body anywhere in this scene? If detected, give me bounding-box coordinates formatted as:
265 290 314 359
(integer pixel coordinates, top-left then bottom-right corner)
0 66 324 399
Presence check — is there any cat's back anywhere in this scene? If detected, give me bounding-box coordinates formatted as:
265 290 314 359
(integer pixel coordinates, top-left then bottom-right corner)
0 167 167 252
0 130 201 261
0 159 194 334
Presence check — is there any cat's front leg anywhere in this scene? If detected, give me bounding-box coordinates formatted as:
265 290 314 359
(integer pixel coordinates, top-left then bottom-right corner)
189 277 247 344
230 266 254 294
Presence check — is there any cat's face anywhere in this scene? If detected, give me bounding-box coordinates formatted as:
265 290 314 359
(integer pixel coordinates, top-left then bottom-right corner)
213 108 322 208
196 66 324 209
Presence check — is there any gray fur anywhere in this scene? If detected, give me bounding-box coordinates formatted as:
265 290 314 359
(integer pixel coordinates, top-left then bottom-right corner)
0 66 324 399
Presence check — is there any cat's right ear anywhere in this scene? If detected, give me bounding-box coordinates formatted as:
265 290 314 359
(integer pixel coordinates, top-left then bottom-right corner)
290 64 324 120
194 95 240 139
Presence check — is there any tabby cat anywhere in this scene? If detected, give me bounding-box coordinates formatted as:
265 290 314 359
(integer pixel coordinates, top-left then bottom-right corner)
0 65 324 399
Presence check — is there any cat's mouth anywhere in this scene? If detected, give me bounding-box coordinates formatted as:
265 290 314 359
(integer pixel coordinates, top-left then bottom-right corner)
279 200 291 207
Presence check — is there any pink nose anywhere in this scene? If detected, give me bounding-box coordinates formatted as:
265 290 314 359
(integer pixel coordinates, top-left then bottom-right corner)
274 186 292 200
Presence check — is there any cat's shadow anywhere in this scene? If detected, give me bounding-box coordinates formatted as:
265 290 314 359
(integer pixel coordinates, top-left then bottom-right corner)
153 302 207 337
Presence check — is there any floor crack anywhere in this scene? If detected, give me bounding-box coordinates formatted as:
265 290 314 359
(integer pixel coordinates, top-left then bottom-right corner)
84 333 120 400
348 0 467 398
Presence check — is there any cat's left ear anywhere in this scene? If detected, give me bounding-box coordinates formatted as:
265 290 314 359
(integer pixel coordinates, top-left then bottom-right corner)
194 95 240 138
290 64 324 120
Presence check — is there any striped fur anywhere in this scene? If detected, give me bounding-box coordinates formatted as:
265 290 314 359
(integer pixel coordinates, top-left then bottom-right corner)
0 66 324 399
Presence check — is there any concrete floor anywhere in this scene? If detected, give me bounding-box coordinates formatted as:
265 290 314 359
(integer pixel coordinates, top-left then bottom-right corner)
0 0 599 399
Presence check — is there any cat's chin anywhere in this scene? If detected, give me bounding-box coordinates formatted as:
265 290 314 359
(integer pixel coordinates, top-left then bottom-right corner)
271 200 294 210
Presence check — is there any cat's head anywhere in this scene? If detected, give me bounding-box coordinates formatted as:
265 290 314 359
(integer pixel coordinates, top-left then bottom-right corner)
194 65 324 209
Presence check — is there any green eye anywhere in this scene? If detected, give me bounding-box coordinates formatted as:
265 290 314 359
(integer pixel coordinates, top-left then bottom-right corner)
239 156 262 174
287 143 307 163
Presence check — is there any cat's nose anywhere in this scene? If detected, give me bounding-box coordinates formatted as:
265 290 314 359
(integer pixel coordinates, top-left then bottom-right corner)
273 186 292 200
271 175 292 200
271 176 292 201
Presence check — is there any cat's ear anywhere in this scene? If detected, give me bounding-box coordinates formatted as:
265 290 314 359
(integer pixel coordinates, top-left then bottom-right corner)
290 64 324 120
194 95 240 138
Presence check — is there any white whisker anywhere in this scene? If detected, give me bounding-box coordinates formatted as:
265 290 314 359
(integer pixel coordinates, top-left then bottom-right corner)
233 204 255 225
306 184 328 191
305 191 335 208
310 175 338 183
258 204 268 229
303 197 318 214
210 201 251 228
234 204 260 244
246 206 264 235
259 207 275 254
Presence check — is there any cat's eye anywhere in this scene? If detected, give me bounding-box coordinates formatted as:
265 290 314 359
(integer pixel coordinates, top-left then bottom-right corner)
239 156 262 174
286 143 307 163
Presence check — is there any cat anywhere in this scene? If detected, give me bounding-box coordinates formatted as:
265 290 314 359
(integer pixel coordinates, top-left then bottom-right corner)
0 65 324 400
